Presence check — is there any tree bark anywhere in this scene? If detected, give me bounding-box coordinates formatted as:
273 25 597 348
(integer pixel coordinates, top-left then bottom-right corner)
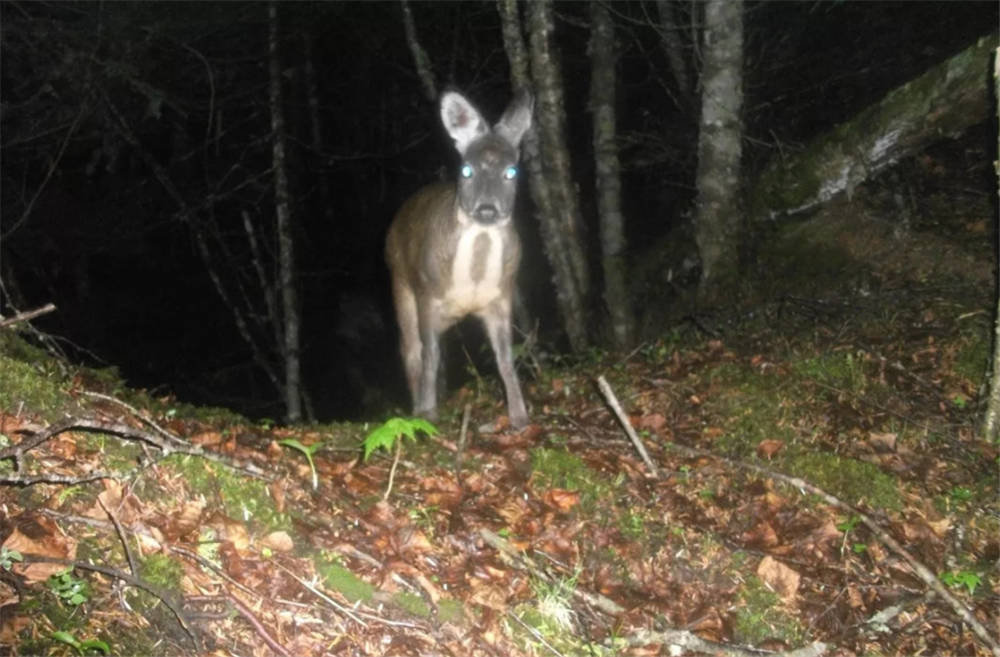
984 45 1000 443
750 34 996 224
655 0 693 113
268 2 302 423
694 0 744 295
524 0 590 351
590 1 634 350
401 0 437 103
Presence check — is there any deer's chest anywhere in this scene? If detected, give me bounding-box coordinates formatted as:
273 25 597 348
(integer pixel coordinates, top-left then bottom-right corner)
442 224 506 318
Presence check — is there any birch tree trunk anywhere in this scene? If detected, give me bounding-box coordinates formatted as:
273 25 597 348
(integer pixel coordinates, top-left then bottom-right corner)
268 1 302 423
655 0 693 113
983 45 1000 443
693 0 744 297
497 0 557 335
401 0 437 102
590 1 634 350
750 34 995 224
524 0 591 351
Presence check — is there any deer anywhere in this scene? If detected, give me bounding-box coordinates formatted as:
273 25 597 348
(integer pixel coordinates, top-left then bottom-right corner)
385 90 533 430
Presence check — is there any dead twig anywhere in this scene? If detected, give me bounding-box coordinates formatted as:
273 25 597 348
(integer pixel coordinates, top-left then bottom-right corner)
187 595 292 657
0 303 57 329
620 628 827 657
479 528 624 617
663 440 1000 657
23 556 201 653
595 376 659 477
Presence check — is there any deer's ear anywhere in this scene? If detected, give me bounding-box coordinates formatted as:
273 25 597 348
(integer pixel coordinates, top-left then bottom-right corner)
441 92 488 156
496 91 533 148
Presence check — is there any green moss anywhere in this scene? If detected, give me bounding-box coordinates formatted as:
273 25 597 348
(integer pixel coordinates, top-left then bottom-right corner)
793 353 868 394
782 451 901 511
707 365 799 457
319 562 375 604
530 447 612 512
734 576 806 645
437 598 465 624
156 455 286 530
392 592 432 618
952 334 989 387
0 353 70 420
140 554 184 591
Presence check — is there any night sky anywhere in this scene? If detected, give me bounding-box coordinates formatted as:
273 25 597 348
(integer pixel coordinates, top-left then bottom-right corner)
1 1 996 421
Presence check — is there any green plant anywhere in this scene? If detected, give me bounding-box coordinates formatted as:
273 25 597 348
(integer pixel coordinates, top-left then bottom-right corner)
51 631 110 656
362 417 438 460
278 438 325 490
1 547 23 571
948 486 973 502
531 571 579 632
940 570 982 595
48 569 89 606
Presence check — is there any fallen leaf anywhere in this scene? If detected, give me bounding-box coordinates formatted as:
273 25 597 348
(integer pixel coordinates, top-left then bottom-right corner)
260 531 294 552
757 556 800 599
4 514 78 585
868 431 897 453
190 431 223 447
542 489 580 513
639 413 667 432
757 439 785 459
743 521 779 548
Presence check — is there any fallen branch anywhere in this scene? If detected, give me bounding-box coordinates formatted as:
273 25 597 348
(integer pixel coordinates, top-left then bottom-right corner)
0 303 57 329
0 416 272 481
187 595 292 657
479 528 624 616
596 375 659 477
619 628 827 657
664 440 1000 657
23 556 201 653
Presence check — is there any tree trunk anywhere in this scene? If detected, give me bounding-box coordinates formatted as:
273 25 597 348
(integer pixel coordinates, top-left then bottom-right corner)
694 0 744 296
401 0 437 103
524 0 590 351
268 1 302 423
750 34 995 224
983 45 1000 443
590 1 634 350
655 0 693 113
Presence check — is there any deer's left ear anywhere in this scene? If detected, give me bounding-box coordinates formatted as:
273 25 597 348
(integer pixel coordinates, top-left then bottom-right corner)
441 92 488 156
496 91 533 148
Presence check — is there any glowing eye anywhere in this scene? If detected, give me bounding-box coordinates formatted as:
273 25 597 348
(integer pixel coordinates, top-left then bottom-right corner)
461 164 474 179
504 166 518 180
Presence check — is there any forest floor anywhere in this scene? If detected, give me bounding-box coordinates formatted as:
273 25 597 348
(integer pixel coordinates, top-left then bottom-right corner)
2 145 998 656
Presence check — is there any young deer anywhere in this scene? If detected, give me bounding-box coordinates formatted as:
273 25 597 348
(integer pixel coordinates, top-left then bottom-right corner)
385 90 533 430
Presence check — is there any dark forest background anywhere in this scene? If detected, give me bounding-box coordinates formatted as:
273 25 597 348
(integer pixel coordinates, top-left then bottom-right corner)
1 1 996 422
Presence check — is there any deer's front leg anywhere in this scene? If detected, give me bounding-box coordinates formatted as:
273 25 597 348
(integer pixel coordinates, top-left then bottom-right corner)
480 300 529 430
415 301 443 421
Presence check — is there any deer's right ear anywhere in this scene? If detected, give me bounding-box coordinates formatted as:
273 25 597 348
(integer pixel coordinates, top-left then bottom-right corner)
441 92 488 156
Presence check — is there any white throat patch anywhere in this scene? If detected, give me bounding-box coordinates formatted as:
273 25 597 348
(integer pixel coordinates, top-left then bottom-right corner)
444 223 505 318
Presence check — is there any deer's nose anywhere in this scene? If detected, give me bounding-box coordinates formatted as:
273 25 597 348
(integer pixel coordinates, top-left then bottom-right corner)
474 204 499 224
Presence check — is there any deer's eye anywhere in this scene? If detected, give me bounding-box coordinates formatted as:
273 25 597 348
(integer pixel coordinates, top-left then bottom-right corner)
504 166 518 180
461 164 474 179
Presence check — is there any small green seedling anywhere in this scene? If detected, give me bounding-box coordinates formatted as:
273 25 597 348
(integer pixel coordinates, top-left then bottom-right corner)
362 417 438 460
48 569 89 606
278 438 325 490
51 631 110 656
948 487 973 502
941 570 982 595
1 547 22 571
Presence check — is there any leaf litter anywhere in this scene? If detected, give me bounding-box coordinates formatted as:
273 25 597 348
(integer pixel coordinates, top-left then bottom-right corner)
1 286 998 657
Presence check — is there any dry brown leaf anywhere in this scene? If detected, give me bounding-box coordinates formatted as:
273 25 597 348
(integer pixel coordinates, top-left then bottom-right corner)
468 582 507 611
4 516 78 584
757 556 800 600
542 489 580 513
757 439 785 459
190 431 223 447
171 499 206 537
868 431 897 453
639 413 667 432
743 521 779 548
260 531 294 552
